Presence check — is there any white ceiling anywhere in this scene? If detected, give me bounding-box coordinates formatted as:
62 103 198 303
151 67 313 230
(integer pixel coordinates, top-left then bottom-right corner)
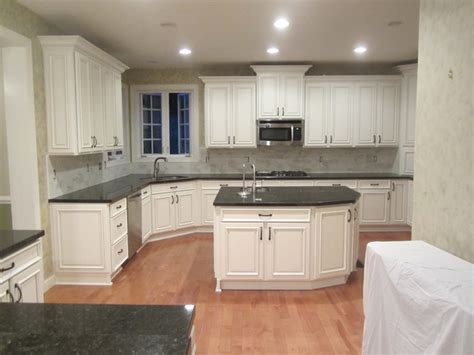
19 0 420 69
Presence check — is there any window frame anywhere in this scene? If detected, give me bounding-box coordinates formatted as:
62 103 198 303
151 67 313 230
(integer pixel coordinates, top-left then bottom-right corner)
130 84 200 163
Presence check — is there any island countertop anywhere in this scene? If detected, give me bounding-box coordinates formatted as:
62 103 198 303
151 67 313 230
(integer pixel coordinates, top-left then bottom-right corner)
0 230 44 259
0 303 195 354
213 186 360 206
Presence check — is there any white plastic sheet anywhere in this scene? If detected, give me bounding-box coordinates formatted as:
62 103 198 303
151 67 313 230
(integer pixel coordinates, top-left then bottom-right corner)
363 241 473 354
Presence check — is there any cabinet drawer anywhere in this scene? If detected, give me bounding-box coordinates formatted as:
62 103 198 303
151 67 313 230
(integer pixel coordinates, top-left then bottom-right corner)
141 186 151 199
0 241 41 278
358 180 391 189
201 180 241 190
111 236 128 272
259 180 281 187
315 180 357 189
152 182 196 194
110 211 128 245
110 198 127 217
280 180 313 186
221 208 311 222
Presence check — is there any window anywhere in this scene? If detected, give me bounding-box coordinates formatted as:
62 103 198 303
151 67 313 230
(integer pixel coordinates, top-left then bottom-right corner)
131 85 199 162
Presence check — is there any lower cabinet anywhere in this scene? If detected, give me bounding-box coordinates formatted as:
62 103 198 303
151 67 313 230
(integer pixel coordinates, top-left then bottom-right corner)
390 180 407 224
407 180 413 226
141 195 152 242
359 189 391 224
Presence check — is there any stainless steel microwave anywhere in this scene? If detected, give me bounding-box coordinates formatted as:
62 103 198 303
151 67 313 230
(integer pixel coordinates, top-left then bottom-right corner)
257 119 303 146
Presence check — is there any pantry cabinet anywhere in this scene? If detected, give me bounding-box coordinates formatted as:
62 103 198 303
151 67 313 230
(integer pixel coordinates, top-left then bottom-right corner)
201 77 256 148
40 36 128 155
251 65 311 119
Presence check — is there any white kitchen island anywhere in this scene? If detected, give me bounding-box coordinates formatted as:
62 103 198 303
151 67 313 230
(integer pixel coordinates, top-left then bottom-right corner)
213 186 360 291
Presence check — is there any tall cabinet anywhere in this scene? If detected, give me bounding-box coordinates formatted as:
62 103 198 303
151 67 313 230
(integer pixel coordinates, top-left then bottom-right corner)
40 36 129 155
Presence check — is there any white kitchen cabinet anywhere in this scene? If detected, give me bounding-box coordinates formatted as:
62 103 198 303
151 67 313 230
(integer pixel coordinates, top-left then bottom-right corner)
315 206 351 278
280 180 314 186
329 83 353 146
304 82 330 146
141 195 152 242
390 180 407 224
251 66 311 119
220 223 263 280
353 82 377 146
359 189 391 224
202 78 256 148
376 82 400 146
200 181 241 225
151 192 176 233
265 223 310 280
9 262 43 303
352 201 361 271
407 180 413 226
397 64 417 147
40 36 128 155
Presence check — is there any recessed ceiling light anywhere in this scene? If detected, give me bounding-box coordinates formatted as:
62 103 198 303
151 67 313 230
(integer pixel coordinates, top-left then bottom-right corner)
267 47 279 54
353 46 367 54
179 48 192 56
274 18 289 30
388 20 403 27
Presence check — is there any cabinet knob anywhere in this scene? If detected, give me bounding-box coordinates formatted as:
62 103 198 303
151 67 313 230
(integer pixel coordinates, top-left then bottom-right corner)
378 135 382 144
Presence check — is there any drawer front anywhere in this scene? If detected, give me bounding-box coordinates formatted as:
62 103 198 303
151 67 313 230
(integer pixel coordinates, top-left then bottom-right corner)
358 180 391 189
0 241 41 279
152 182 196 194
201 180 241 190
111 236 129 272
141 186 151 199
110 211 128 245
259 180 281 187
110 198 127 217
315 180 357 189
221 208 311 222
280 180 314 186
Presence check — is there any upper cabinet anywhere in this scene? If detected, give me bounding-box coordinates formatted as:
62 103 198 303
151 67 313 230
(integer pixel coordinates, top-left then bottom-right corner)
40 36 129 155
397 64 417 147
251 65 311 119
201 77 256 148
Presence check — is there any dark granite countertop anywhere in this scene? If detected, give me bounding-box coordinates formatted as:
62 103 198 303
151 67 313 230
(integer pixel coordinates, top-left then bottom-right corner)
0 303 195 354
49 172 411 204
213 186 360 206
0 230 44 259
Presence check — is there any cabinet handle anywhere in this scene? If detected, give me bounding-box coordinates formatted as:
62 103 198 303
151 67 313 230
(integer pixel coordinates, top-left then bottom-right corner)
277 107 280 116
219 184 228 187
171 195 174 204
330 135 333 144
391 182 395 191
378 135 381 144
354 207 358 221
259 226 263 241
227 136 230 144
0 262 15 273
233 136 235 144
268 227 272 241
91 136 95 148
118 248 124 254
370 183 379 186
116 223 123 228
14 284 22 303
142 191 148 195
170 186 178 190
282 107 285 116
388 192 391 201
332 183 341 186
348 209 352 223
116 205 122 210
94 136 98 148
6 289 14 303
325 135 328 144
258 213 272 217
176 194 179 204
373 135 376 144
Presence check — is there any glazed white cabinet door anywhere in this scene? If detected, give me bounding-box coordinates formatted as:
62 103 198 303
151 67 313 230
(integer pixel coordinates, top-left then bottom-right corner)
10 262 43 303
89 59 105 149
305 82 330 146
315 206 351 278
141 196 152 242
205 84 232 147
175 190 196 228
75 52 94 153
352 201 360 271
376 83 399 146
103 68 122 148
265 223 310 280
390 180 407 224
201 189 219 225
329 83 353 146
353 82 377 146
232 82 256 147
359 190 390 224
404 74 417 146
220 223 263 280
257 73 280 118
407 180 413 226
280 73 304 118
151 192 175 233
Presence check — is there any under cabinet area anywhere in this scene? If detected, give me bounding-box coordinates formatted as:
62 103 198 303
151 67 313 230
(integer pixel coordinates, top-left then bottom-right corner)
40 36 128 155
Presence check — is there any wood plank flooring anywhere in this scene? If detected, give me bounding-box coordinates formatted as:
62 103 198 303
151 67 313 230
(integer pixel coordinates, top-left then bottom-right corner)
45 232 411 354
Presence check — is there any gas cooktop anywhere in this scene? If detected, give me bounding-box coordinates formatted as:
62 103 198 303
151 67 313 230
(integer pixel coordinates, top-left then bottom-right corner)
255 170 308 177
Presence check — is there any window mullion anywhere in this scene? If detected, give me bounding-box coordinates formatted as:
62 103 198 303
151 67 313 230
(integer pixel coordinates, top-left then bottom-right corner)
162 92 170 155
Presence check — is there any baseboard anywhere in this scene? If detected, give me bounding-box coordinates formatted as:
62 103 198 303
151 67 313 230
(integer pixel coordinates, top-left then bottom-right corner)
359 224 411 232
43 274 56 292
146 226 213 243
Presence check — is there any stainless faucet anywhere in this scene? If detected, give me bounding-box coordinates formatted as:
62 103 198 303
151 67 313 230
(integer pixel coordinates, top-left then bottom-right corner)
238 163 257 196
153 157 168 178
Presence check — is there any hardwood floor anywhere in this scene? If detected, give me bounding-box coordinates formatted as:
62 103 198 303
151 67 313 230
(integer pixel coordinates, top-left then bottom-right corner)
45 232 411 354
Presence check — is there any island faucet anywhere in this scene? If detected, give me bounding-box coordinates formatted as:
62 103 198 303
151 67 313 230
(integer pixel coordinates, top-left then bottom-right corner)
238 163 257 196
153 157 168 178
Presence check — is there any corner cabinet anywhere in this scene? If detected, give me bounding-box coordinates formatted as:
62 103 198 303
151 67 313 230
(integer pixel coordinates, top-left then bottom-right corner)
40 36 129 155
251 65 311 119
201 77 256 148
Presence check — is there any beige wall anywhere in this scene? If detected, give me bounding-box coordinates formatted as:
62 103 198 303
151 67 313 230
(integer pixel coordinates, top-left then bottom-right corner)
0 0 62 277
413 0 473 262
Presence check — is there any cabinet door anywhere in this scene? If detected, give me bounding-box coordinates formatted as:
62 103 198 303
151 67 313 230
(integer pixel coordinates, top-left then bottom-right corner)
304 83 330 146
353 83 377 146
141 196 152 242
201 189 219 225
10 262 43 303
151 192 175 233
220 223 263 280
390 180 407 224
280 73 304 118
352 202 360 271
89 60 104 149
257 73 280 118
265 223 310 280
359 190 390 224
175 189 196 228
114 72 124 148
232 82 256 147
103 68 119 148
0 282 12 303
315 206 351 278
329 84 353 146
75 52 94 153
407 180 413 226
404 74 417 146
377 83 399 146
205 84 231 147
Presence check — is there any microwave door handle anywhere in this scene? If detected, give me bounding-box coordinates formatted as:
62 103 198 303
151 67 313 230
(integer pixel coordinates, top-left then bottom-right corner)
290 125 294 142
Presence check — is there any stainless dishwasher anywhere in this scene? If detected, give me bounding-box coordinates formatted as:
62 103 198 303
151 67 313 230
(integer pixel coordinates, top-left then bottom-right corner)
127 192 142 258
